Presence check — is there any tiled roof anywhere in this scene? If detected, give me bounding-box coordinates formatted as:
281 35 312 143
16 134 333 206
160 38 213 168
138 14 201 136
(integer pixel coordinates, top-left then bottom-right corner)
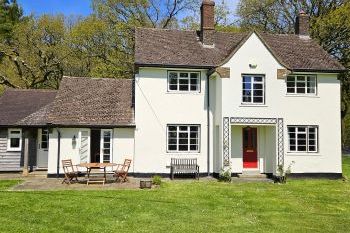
135 28 248 68
47 76 134 127
135 28 346 72
0 89 57 126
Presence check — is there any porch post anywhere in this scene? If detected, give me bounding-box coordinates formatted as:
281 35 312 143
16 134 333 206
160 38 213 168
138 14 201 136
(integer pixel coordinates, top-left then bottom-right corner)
22 130 29 177
223 117 230 168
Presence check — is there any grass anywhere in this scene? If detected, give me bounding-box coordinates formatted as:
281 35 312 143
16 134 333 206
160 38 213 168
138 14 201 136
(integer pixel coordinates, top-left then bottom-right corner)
0 180 21 191
1 159 350 233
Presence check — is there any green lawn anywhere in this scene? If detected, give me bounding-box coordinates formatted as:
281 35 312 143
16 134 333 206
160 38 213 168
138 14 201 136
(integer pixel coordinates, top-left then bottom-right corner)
1 159 350 233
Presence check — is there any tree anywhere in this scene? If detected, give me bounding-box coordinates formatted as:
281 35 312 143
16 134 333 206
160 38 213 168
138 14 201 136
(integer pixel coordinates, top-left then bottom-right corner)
0 15 69 90
0 0 23 42
237 0 345 33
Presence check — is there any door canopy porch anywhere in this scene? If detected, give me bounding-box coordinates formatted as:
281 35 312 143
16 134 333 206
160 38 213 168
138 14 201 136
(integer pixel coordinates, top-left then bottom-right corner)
223 117 284 168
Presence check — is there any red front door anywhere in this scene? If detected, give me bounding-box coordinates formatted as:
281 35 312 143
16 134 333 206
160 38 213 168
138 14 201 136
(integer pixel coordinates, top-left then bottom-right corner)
243 127 258 169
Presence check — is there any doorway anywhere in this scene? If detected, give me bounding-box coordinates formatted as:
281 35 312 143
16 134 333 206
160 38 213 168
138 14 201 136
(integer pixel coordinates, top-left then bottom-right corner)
242 127 258 169
90 130 101 163
37 128 49 168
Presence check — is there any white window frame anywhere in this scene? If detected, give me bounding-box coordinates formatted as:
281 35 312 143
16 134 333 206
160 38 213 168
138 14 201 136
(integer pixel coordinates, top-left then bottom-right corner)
288 126 318 153
242 74 265 105
7 128 22 152
167 125 200 153
167 71 201 92
286 75 317 95
100 129 113 163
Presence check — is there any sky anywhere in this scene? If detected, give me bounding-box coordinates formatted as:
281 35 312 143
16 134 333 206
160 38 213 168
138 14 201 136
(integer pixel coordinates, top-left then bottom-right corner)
18 0 93 16
18 0 238 17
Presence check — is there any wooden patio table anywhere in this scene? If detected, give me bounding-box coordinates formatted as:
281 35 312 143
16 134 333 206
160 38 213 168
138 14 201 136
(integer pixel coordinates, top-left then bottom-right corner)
78 163 117 185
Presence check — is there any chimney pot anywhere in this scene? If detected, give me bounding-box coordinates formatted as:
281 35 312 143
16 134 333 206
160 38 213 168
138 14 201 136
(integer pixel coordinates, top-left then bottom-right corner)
200 0 215 46
295 11 310 36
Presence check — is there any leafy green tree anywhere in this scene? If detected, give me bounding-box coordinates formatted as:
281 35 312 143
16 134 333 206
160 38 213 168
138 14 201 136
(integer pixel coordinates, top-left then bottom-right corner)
0 15 69 90
0 0 23 42
237 0 345 33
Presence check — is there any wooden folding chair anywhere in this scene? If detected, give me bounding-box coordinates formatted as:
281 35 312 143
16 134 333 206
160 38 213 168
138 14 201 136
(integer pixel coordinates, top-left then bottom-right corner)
62 159 79 184
113 159 132 183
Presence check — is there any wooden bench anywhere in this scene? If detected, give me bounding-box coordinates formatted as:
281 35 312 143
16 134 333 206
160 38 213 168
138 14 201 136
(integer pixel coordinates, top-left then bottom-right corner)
170 158 199 180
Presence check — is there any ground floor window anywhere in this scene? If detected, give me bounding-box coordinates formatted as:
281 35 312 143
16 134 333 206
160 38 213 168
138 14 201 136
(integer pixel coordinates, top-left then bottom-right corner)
7 128 22 151
167 125 200 152
288 126 318 152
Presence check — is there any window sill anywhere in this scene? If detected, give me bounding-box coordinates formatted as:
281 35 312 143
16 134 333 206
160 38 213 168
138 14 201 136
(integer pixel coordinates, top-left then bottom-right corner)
285 94 319 98
166 92 202 95
167 152 201 155
7 148 21 152
239 104 268 107
286 152 320 156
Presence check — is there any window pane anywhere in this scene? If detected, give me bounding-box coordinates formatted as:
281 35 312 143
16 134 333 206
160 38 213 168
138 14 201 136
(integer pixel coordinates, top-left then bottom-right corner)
243 76 251 83
289 145 296 151
180 73 188 78
169 85 177 90
253 84 263 89
169 77 178 85
286 82 295 87
179 85 189 91
298 127 306 132
190 78 198 85
309 146 316 152
179 126 188 131
41 142 48 149
254 90 263 96
190 73 198 79
254 76 263 82
10 138 20 148
243 82 251 89
190 126 198 132
179 145 188 151
242 96 251 102
168 126 177 131
253 97 263 103
168 139 177 144
168 145 177 151
288 127 295 133
297 76 305 81
179 133 188 138
190 145 198 151
287 76 295 82
190 85 198 91
298 145 307 151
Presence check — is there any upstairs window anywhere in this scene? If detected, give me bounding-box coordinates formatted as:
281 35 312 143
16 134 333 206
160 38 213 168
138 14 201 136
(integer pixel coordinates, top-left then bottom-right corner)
7 129 22 151
286 75 317 94
168 71 200 92
242 75 265 104
288 126 318 153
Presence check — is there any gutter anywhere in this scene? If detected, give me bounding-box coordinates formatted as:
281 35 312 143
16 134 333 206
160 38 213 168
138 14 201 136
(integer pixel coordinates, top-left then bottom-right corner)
56 128 61 178
207 72 210 176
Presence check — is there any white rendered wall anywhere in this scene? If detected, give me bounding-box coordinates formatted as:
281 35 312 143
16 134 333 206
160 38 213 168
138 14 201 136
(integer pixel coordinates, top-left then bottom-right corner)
218 32 342 174
48 128 135 174
134 68 210 174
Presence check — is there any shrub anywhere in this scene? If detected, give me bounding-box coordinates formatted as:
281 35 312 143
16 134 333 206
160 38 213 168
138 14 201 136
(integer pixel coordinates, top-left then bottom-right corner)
152 175 162 185
218 167 232 182
275 161 295 184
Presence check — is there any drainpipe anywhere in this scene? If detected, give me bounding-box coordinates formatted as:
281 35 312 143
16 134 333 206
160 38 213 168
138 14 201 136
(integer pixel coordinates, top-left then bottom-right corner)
56 128 61 178
207 72 211 177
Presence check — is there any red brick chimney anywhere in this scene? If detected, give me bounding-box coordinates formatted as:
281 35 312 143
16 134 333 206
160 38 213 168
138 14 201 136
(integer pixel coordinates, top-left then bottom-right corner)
200 0 215 46
295 10 310 36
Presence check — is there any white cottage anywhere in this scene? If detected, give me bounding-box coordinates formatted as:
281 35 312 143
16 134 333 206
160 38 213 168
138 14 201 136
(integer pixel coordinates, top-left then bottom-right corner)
0 0 346 178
